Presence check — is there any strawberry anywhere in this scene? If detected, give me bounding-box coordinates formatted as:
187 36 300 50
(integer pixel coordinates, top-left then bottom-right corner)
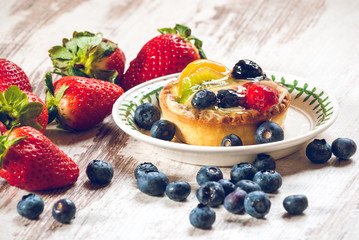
0 59 32 92
49 31 126 84
0 85 48 133
245 83 279 112
45 73 124 131
0 126 79 191
0 122 6 135
120 24 206 91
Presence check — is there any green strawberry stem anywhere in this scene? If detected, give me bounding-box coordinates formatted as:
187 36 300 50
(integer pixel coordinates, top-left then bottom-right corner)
0 126 27 169
158 24 207 59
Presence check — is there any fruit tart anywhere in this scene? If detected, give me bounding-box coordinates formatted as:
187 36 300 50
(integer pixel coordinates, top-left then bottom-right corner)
159 59 291 146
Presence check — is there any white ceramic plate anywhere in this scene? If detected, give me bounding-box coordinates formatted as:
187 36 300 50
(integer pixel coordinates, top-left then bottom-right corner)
112 72 338 167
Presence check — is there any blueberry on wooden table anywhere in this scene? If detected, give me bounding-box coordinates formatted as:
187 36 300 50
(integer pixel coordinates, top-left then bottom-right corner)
230 162 257 184
150 119 176 141
196 166 223 186
52 199 76 224
235 179 262 193
196 181 226 207
165 181 191 202
189 204 216 229
218 179 236 196
306 139 332 164
134 162 159 179
86 159 114 184
17 193 44 220
224 188 247 214
255 121 284 144
253 170 282 193
252 153 276 171
137 171 169 196
283 195 308 215
134 103 161 130
244 191 271 219
191 89 217 109
331 138 357 160
221 134 243 147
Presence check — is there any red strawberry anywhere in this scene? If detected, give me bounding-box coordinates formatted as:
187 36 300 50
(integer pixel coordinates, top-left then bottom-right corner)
0 122 6 135
0 59 32 92
245 83 279 112
0 85 48 133
45 73 124 131
0 126 79 191
120 24 206 91
49 31 126 84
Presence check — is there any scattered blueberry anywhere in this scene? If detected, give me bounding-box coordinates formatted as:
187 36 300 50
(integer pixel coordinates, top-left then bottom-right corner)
332 138 357 160
52 198 76 224
150 120 176 141
283 195 308 215
218 179 236 196
189 204 216 229
231 59 266 80
253 170 282 193
252 153 276 171
255 121 284 144
244 191 271 218
230 162 257 184
165 181 191 202
134 103 161 130
306 139 332 164
223 188 247 214
196 181 226 207
191 89 217 109
17 193 44 220
235 179 262 193
196 166 223 185
134 162 159 179
86 159 114 184
137 171 169 196
217 89 243 108
221 134 243 147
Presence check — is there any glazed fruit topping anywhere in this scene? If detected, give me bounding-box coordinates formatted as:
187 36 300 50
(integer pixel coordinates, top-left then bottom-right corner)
231 59 266 80
191 89 217 109
217 89 244 108
245 83 279 112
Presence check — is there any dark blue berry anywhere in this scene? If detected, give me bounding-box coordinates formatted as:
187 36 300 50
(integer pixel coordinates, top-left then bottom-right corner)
52 198 76 224
217 89 243 108
306 139 332 164
252 153 276 171
235 179 262 193
255 121 284 144
231 59 266 80
283 195 308 215
165 181 191 202
150 120 176 141
134 162 158 179
196 181 226 207
134 103 161 130
224 188 247 214
218 179 236 196
191 89 217 109
221 134 243 147
86 159 114 184
332 138 357 160
189 204 216 229
17 194 44 220
137 171 169 196
196 166 223 185
230 162 257 184
253 170 282 193
244 191 271 218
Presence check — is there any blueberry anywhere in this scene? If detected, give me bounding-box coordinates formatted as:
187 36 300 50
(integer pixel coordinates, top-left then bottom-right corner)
223 188 247 214
255 121 284 144
137 171 169 196
86 159 114 184
306 139 332 164
52 198 76 224
134 162 158 179
253 170 282 193
165 181 191 202
231 59 266 80
150 120 176 141
191 89 217 109
17 194 44 220
230 162 257 184
217 89 243 108
196 166 223 185
235 180 262 193
196 181 226 207
218 179 236 196
189 204 216 229
221 134 243 147
134 103 161 130
244 191 271 218
332 138 357 160
252 153 276 171
283 194 308 215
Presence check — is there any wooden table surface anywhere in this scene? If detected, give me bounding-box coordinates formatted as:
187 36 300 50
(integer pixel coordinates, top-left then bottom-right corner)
1 0 359 239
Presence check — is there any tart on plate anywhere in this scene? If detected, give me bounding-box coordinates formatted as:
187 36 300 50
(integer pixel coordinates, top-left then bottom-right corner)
159 59 291 146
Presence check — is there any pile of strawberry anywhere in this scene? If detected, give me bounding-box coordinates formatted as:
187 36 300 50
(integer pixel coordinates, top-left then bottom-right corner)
0 24 206 192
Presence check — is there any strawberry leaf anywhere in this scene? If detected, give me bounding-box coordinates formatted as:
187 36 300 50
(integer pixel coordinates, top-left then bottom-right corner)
19 102 44 119
4 86 28 105
20 119 42 131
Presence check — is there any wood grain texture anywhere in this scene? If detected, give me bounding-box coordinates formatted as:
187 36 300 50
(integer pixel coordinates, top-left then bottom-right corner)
1 0 359 239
